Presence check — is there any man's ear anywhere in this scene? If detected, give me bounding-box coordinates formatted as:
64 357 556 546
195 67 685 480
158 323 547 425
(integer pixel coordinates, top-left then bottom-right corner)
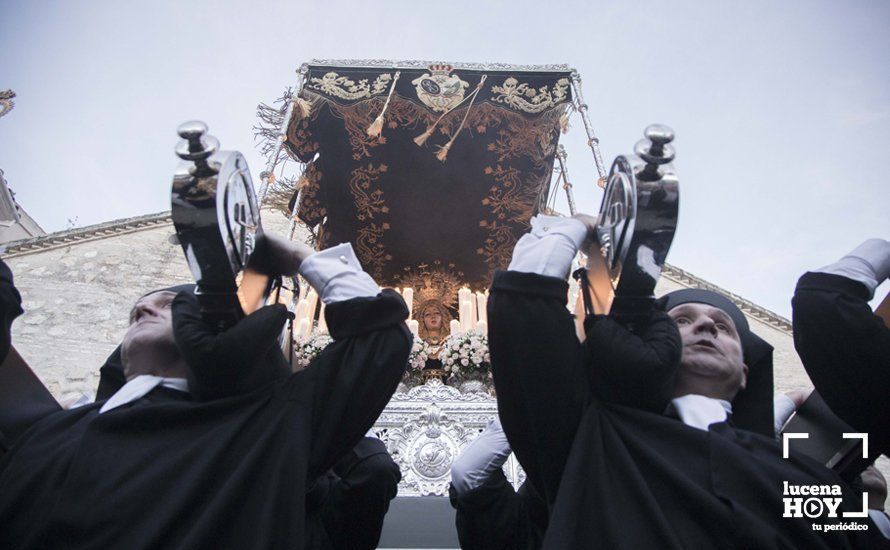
738 363 749 390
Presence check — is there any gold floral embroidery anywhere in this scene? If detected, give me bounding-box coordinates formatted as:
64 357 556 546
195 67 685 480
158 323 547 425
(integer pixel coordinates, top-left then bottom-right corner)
307 72 393 101
326 97 387 160
350 163 390 221
285 94 323 162
477 164 540 271
350 163 391 280
356 222 392 281
490 77 570 114
326 95 433 161
298 163 326 226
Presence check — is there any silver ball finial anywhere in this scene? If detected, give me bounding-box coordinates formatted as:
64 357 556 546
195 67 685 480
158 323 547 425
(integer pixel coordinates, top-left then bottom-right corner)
634 124 675 167
175 120 219 162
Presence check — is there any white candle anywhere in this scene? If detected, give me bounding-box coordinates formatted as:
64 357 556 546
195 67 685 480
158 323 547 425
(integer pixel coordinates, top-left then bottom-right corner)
450 319 461 336
278 288 294 308
458 287 471 307
297 318 310 340
402 287 414 318
476 320 487 335
476 292 487 324
294 299 309 324
306 289 319 324
460 300 473 332
407 319 419 336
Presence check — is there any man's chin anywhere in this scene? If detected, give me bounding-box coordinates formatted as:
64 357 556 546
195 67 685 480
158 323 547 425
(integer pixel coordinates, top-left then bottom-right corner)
680 358 735 379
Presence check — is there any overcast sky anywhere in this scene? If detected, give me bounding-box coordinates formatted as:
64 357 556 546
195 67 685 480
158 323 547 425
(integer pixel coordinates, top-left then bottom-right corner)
1 0 888 317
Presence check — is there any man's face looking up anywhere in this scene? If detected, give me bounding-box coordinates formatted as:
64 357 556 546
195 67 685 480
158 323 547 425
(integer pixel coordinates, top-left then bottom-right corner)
121 291 179 378
667 303 748 399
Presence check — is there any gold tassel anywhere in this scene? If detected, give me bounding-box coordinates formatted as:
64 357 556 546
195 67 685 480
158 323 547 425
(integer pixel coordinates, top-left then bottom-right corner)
414 125 435 147
559 111 571 134
366 71 401 137
367 115 384 138
295 98 311 119
432 75 487 163
296 175 309 190
435 142 452 162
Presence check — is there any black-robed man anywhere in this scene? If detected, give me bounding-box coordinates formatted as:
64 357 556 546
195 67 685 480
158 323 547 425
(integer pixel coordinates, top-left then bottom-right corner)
489 214 889 549
792 238 890 459
0 238 411 550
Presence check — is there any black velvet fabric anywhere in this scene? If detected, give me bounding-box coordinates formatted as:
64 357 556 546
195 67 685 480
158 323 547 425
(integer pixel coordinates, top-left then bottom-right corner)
793 271 890 458
0 291 410 550
286 65 572 291
488 270 885 549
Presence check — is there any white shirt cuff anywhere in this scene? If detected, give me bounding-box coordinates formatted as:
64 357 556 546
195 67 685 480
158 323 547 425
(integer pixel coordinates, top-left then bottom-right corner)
869 510 890 539
298 243 381 304
451 417 513 494
507 215 588 279
773 394 797 436
814 239 890 299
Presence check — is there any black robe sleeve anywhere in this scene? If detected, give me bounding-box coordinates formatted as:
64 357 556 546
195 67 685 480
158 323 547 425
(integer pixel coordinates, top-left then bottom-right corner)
792 271 890 456
299 289 411 476
583 311 681 413
489 270 681 506
320 436 401 550
488 270 590 505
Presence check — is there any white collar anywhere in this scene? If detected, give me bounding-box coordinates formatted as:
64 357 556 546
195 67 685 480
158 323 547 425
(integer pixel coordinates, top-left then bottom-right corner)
99 375 189 414
667 394 733 431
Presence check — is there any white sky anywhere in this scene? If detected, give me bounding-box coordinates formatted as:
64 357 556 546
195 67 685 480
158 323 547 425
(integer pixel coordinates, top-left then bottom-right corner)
1 0 888 317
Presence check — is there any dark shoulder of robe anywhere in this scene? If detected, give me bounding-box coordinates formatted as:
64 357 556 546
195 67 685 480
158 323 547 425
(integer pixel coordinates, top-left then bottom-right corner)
0 258 23 451
315 435 401 550
305 436 402 550
792 271 890 457
0 258 23 366
449 471 547 550
488 270 887 549
0 290 411 550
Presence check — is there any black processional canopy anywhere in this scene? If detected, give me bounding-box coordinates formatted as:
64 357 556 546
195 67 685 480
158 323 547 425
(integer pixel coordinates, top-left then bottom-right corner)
282 61 573 305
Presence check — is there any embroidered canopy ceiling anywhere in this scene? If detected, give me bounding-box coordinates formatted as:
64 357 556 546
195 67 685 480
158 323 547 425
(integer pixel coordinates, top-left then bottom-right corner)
283 61 573 303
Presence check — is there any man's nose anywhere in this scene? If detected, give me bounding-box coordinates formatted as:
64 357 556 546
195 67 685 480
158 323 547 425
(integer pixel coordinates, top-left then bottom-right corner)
692 316 718 336
134 303 159 320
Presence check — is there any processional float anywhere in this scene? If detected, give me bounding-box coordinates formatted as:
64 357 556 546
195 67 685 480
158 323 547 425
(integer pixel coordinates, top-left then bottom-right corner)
163 63 680 530
169 60 680 383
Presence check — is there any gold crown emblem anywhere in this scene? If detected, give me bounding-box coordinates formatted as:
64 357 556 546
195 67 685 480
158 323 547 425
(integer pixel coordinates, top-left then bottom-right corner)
397 261 464 309
427 64 453 76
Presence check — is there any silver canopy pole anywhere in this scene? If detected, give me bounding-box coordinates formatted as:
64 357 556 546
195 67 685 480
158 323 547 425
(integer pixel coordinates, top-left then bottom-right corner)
569 70 607 188
258 64 309 205
555 145 578 215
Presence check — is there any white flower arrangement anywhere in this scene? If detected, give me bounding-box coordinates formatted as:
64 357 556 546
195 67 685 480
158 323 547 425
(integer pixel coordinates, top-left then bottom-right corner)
293 330 333 370
403 335 432 386
439 330 491 380
408 336 432 371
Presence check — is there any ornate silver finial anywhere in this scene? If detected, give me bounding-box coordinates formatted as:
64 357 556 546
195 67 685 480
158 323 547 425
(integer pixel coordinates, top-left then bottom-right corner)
0 90 16 119
634 124 675 180
175 120 219 176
